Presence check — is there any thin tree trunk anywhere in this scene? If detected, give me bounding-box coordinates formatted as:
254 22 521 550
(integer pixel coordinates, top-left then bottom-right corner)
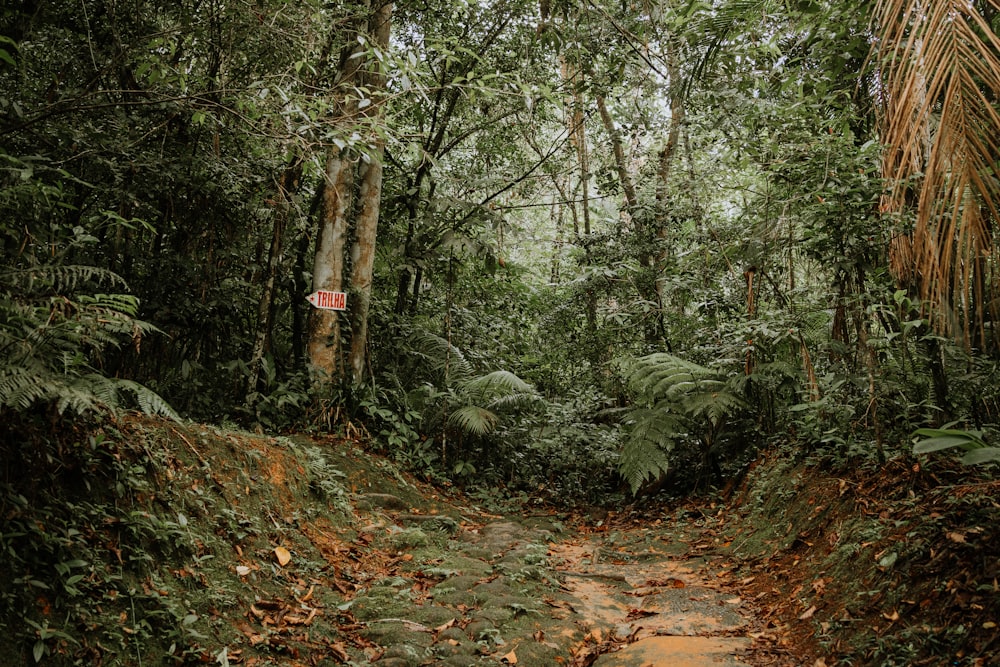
596 94 637 212
346 0 392 385
551 190 564 284
248 161 301 397
652 45 685 342
561 56 596 336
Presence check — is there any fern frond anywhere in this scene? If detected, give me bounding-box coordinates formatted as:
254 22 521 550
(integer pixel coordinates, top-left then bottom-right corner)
0 265 128 295
485 391 544 413
109 377 180 420
682 390 745 426
462 370 535 402
55 381 101 415
0 365 55 410
623 353 727 403
618 352 746 492
405 328 473 385
619 407 681 494
0 265 172 419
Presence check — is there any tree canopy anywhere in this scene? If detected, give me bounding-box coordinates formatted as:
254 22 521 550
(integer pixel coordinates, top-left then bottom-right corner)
4 0 1000 483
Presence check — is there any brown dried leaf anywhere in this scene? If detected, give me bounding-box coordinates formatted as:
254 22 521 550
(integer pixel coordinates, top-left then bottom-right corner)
274 546 292 566
799 605 817 620
434 618 457 634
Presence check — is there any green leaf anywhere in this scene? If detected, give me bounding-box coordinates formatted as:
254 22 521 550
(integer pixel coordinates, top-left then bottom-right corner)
960 447 1000 465
913 435 980 454
33 640 44 663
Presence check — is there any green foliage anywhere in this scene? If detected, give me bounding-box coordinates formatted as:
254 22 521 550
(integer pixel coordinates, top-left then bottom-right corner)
912 426 1000 466
0 265 176 419
383 328 542 445
0 420 352 665
619 353 746 494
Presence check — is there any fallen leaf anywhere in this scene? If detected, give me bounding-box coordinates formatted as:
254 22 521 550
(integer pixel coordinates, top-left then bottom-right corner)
236 565 251 577
434 619 457 633
883 610 899 622
501 649 518 664
647 577 685 588
274 547 292 567
799 605 817 620
947 532 966 544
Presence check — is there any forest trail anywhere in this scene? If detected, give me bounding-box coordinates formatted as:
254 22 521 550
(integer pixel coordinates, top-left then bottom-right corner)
339 503 770 667
549 533 752 666
339 478 777 666
242 431 793 666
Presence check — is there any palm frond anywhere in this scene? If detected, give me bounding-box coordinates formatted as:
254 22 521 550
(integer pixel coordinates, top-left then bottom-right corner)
447 405 500 436
875 0 1000 347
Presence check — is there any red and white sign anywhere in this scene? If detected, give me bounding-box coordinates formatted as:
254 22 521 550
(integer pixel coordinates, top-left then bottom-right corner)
307 290 347 311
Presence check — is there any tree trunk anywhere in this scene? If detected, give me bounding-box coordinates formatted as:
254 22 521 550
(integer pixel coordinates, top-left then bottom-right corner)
595 94 637 213
345 1 392 385
561 55 597 339
652 45 685 342
307 0 392 387
248 160 301 398
347 149 385 383
307 151 354 381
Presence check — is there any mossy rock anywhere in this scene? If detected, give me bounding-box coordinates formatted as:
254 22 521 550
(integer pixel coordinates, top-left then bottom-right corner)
390 527 432 549
361 619 435 648
409 604 462 627
351 585 416 621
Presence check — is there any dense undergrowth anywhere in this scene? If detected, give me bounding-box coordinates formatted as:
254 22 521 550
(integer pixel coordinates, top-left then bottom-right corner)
0 413 356 665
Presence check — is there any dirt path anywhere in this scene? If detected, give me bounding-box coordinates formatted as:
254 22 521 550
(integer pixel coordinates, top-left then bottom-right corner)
337 488 770 666
298 439 779 665
548 532 753 666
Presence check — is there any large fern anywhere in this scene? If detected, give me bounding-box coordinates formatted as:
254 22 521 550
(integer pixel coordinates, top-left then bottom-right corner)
618 353 745 494
445 370 543 436
0 265 177 419
619 406 683 495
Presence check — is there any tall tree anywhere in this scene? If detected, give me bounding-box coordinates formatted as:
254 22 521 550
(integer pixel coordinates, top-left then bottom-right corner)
307 0 394 386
